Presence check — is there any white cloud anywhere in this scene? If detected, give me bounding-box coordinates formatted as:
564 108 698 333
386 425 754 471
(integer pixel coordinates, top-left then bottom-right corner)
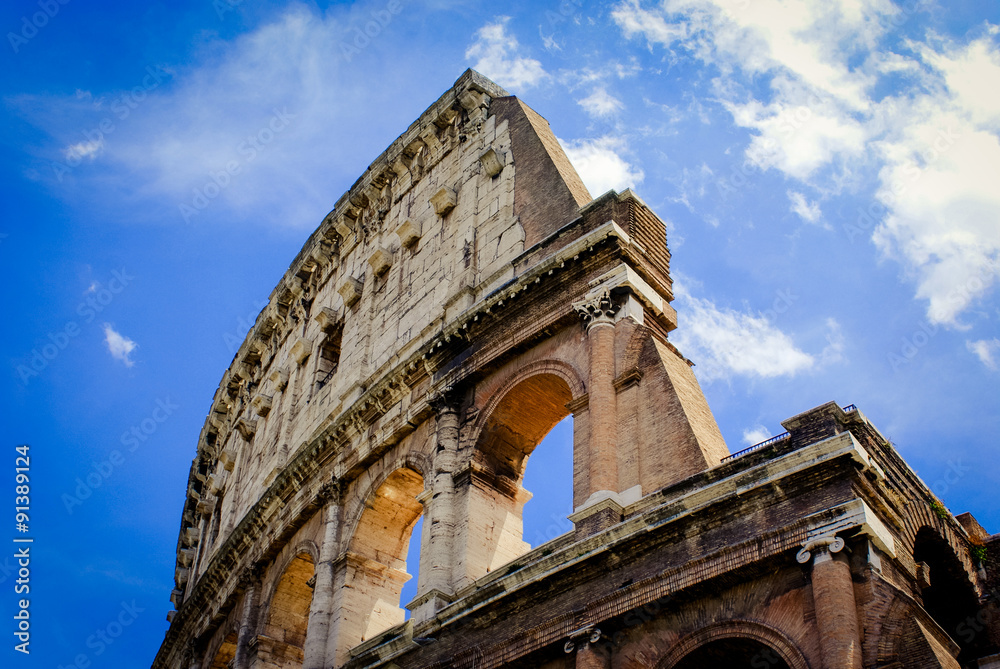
577 88 624 118
64 138 104 162
559 135 644 195
787 190 822 224
612 1 1000 328
670 288 815 382
967 338 1000 371
821 317 845 365
466 18 547 91
742 425 771 446
103 324 137 367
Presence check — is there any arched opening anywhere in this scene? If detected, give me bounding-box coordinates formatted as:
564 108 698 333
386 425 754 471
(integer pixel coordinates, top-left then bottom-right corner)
207 631 237 669
522 415 574 548
261 552 315 667
346 467 424 643
464 372 575 578
672 638 791 669
912 527 984 664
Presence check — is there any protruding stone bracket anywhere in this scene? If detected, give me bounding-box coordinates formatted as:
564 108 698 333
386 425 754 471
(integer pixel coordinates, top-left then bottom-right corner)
314 307 340 332
797 535 846 564
235 417 258 440
252 394 273 417
430 186 457 216
290 338 313 365
368 247 393 277
269 366 289 391
338 277 364 308
396 218 421 248
573 290 620 330
479 147 504 178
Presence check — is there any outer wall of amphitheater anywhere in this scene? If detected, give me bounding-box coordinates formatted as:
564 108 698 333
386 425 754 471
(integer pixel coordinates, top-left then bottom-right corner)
154 70 1000 669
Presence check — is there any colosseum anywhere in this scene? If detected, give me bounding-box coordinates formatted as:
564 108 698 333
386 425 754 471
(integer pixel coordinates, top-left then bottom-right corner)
153 70 999 669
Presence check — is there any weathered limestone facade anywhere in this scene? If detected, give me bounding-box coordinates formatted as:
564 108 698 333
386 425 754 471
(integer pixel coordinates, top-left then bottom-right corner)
154 71 999 669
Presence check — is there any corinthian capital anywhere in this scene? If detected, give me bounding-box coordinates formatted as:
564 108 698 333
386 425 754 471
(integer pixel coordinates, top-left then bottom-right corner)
574 290 620 329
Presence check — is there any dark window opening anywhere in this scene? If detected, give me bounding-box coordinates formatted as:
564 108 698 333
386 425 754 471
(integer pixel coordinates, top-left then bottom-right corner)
315 327 342 390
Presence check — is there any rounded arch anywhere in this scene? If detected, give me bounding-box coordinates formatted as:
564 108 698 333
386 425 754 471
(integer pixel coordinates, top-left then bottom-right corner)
206 629 238 669
347 466 425 566
470 361 582 480
341 451 430 548
899 503 981 591
338 465 426 648
657 620 810 669
911 525 984 664
261 550 315 652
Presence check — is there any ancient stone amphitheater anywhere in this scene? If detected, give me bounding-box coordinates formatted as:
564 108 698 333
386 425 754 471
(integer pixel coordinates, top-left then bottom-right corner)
154 70 999 669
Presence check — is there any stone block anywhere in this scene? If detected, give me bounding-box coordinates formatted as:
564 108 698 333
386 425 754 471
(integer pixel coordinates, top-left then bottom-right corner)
368 247 392 277
430 186 457 216
289 338 313 365
479 147 504 177
396 219 421 248
251 394 273 417
314 306 340 332
338 277 363 307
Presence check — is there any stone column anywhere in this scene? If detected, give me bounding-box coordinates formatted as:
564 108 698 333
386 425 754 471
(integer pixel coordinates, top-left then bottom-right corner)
798 537 862 669
233 570 261 669
303 484 342 669
421 396 460 601
574 291 620 503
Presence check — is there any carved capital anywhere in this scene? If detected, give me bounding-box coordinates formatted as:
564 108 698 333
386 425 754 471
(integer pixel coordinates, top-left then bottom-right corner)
563 626 602 653
317 478 343 505
574 290 620 329
429 385 462 416
797 535 846 564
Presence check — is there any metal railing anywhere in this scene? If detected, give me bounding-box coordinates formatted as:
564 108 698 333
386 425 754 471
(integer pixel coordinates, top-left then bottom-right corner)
721 403 858 463
721 432 790 462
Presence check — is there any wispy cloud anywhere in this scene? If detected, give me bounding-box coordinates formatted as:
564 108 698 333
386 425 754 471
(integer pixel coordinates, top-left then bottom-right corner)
466 17 547 90
577 87 624 118
103 324 137 367
670 286 815 382
559 135 643 195
742 424 771 446
967 338 1000 371
788 190 823 225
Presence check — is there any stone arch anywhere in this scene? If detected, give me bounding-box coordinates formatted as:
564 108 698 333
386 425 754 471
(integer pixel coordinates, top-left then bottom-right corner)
340 450 430 548
470 362 582 481
339 466 426 649
900 503 981 592
657 620 810 669
206 629 238 669
258 549 316 668
911 525 983 664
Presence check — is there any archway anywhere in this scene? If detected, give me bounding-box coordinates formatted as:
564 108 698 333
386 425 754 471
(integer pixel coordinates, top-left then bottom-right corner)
659 621 809 669
913 527 985 664
207 631 237 669
673 637 791 669
456 372 576 585
261 552 315 668
345 467 424 642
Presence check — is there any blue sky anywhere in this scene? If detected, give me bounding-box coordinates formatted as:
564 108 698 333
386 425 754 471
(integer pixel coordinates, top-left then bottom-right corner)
3 0 998 666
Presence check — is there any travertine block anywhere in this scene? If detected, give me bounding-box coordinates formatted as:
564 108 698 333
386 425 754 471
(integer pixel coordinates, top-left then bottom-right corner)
338 277 363 307
396 219 421 248
430 186 457 216
367 247 392 277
